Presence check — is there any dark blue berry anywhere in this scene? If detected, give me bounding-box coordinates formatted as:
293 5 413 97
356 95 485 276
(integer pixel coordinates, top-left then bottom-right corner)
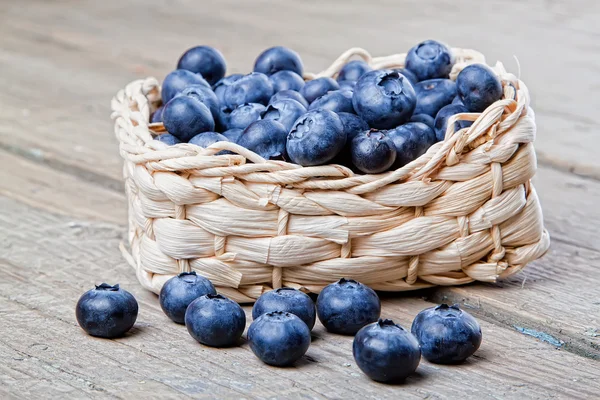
155 133 181 146
185 294 246 347
300 77 340 104
353 319 421 382
227 103 266 130
224 72 274 108
269 90 309 109
393 68 418 85
434 104 473 141
351 130 397 174
331 113 370 167
237 120 288 160
162 69 210 104
163 96 215 142
159 272 216 324
252 288 316 330
337 60 372 82
405 40 455 81
222 128 244 143
76 283 138 338
269 70 305 92
338 80 356 91
411 304 482 364
248 311 311 367
188 132 229 151
409 113 435 130
413 79 457 117
151 106 164 123
456 64 503 112
177 46 227 85
175 84 220 122
386 122 436 168
316 278 381 335
262 99 307 131
213 74 243 105
452 95 464 106
309 90 355 114
254 46 304 76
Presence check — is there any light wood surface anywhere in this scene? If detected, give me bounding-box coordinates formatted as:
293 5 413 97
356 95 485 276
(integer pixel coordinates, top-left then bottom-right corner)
1 0 599 398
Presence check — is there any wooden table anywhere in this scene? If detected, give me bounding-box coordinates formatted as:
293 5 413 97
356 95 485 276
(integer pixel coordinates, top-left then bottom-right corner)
1 1 599 398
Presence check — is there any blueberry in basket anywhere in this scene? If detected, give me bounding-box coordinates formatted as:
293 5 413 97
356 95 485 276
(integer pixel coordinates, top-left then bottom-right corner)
155 133 181 146
269 70 305 92
269 89 309 109
185 294 246 347
175 84 220 122
308 89 355 114
405 39 455 81
76 283 138 338
177 45 227 85
316 278 381 335
393 68 418 85
456 63 503 112
300 77 340 103
252 287 316 330
331 112 370 167
286 109 346 166
434 103 473 142
189 132 230 154
159 271 216 324
352 70 416 129
411 304 482 364
213 73 243 105
413 78 457 117
353 319 421 383
254 46 304 76
237 120 288 160
227 103 266 130
410 113 435 130
386 122 436 169
224 72 274 108
248 311 311 367
351 130 397 174
337 80 356 91
163 95 215 142
162 69 210 104
337 60 372 82
222 128 244 143
262 98 307 132
151 106 164 123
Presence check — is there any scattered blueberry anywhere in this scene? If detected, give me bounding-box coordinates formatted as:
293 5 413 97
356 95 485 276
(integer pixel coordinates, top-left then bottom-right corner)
316 278 381 335
393 68 418 85
411 304 482 364
213 74 243 105
338 80 356 91
456 63 503 112
252 288 316 330
434 104 472 141
224 72 274 108
262 99 307 131
188 132 230 152
409 113 435 130
386 122 436 168
227 103 266 130
351 130 397 173
269 89 310 109
269 70 305 92
76 283 138 338
286 109 346 166
177 46 227 85
155 133 181 146
300 77 340 104
159 272 216 324
185 294 246 347
352 70 416 129
176 84 220 121
237 120 288 160
248 311 311 367
151 106 164 123
308 90 355 114
353 319 421 382
162 69 210 104
451 95 464 106
254 46 304 76
337 60 372 82
405 40 455 81
222 128 244 143
163 96 215 142
413 79 457 117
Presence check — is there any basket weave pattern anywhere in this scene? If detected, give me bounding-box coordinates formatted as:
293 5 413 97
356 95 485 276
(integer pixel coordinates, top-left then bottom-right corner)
111 48 550 303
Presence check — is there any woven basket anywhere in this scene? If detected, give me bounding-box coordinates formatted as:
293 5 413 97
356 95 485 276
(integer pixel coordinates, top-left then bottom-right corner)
111 47 550 303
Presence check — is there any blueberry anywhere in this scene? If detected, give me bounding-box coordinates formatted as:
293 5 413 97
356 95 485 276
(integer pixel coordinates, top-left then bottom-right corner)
269 89 309 109
351 130 397 174
76 283 138 338
177 46 227 86
405 40 455 81
252 287 316 330
434 104 472 142
352 70 416 129
413 79 457 117
456 64 503 112
309 90 355 114
224 72 274 108
316 278 381 335
154 133 181 146
353 319 421 382
188 132 229 151
159 271 216 324
227 103 266 130
411 304 482 364
162 69 210 104
185 294 246 347
262 99 307 131
409 113 435 130
269 70 305 92
286 109 346 166
254 46 304 76
213 74 243 104
330 113 369 167
300 77 340 104
337 80 356 91
248 311 311 367
176 84 220 122
452 95 464 106
337 60 372 82
237 120 288 160
222 128 244 143
393 68 418 85
151 106 164 123
216 105 234 132
163 96 215 142
386 122 436 168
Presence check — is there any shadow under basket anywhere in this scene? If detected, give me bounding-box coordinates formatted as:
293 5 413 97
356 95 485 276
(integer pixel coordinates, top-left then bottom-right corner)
111 47 550 303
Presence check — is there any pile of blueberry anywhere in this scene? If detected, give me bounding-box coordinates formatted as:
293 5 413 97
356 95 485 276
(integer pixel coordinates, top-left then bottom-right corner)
76 275 482 383
151 40 503 173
